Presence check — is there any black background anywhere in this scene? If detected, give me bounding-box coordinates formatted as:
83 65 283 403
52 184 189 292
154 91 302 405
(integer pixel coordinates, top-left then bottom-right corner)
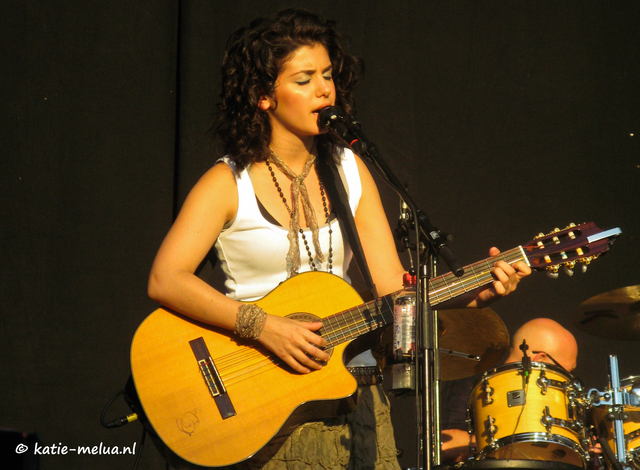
2 1 639 469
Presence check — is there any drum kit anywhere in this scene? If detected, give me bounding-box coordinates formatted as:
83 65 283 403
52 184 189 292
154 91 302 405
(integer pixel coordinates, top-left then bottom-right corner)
381 285 640 470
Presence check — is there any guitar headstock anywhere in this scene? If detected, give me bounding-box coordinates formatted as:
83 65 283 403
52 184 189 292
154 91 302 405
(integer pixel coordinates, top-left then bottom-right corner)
523 223 621 277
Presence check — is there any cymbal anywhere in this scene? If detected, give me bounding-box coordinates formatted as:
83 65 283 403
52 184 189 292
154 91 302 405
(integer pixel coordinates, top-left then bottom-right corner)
573 285 640 341
372 307 509 381
437 308 510 380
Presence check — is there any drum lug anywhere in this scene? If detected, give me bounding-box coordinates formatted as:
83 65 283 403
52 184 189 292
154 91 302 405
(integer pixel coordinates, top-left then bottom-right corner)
537 369 572 394
542 405 579 435
571 379 584 393
542 405 554 432
482 378 494 405
485 414 497 445
571 419 585 432
538 371 549 395
580 437 591 455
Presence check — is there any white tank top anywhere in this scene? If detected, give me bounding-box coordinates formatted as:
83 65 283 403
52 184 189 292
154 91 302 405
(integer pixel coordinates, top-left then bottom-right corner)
213 149 362 301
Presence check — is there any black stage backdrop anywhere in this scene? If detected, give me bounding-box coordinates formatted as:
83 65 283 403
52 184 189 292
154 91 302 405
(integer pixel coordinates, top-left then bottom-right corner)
2 1 639 469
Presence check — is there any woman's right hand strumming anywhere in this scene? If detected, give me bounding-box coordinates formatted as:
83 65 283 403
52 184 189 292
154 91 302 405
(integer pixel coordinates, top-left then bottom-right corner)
258 315 330 374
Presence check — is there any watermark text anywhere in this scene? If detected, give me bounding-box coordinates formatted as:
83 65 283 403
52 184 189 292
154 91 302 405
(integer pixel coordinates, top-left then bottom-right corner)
16 442 136 456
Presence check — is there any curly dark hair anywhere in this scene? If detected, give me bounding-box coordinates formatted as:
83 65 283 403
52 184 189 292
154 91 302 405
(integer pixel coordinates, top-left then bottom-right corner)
214 8 363 170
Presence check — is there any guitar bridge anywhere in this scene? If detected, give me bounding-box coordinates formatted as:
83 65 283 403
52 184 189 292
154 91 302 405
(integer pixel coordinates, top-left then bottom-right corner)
190 337 236 419
197 358 223 398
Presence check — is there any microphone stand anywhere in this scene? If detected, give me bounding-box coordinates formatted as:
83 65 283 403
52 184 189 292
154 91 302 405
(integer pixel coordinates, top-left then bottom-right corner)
338 115 464 470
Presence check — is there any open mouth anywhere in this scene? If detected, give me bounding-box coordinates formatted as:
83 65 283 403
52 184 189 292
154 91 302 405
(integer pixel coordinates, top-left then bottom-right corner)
312 105 332 115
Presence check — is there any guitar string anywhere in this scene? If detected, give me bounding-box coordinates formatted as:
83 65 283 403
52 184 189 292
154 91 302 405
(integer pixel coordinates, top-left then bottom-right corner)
226 357 279 385
215 348 265 368
428 248 522 305
221 250 523 364
324 250 522 347
432 250 524 304
221 251 518 360
215 275 492 387
210 249 527 386
215 350 279 386
206 237 607 390
321 249 524 347
212 305 389 386
215 348 268 370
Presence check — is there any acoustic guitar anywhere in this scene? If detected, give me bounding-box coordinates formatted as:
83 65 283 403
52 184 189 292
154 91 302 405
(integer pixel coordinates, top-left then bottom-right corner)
130 222 619 467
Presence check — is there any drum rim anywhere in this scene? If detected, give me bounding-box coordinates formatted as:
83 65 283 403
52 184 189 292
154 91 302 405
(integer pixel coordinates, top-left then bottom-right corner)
430 460 586 470
469 361 573 394
621 375 640 392
476 431 588 459
622 375 640 383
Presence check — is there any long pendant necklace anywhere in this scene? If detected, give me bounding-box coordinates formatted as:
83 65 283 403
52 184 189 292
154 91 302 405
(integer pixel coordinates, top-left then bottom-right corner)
266 154 333 274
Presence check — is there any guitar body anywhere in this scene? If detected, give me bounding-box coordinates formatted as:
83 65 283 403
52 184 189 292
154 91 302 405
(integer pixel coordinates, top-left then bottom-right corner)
130 272 364 468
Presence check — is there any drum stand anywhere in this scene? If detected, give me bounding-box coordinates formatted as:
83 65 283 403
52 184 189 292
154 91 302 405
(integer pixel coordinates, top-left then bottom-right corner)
589 355 640 470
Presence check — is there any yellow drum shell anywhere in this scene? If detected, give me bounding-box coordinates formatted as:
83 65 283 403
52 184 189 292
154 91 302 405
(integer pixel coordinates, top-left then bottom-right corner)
468 362 586 468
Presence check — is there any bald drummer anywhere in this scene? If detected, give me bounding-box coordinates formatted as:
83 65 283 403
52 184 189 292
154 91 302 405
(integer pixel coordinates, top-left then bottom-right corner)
440 318 579 463
505 317 578 372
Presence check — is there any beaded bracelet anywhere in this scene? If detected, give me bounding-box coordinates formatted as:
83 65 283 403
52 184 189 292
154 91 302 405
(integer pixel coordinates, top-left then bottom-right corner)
235 304 268 340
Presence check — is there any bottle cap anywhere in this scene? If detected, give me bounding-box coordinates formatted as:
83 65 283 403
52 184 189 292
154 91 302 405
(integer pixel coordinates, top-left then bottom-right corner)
402 273 417 286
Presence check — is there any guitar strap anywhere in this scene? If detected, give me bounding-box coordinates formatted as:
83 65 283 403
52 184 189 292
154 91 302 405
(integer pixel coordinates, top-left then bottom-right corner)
316 154 378 301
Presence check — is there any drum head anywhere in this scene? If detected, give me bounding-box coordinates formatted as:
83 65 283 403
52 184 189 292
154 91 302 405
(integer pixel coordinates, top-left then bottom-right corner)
431 460 584 470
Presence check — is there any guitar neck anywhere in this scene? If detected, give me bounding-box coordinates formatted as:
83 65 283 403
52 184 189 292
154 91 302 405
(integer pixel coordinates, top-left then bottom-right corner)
320 246 527 349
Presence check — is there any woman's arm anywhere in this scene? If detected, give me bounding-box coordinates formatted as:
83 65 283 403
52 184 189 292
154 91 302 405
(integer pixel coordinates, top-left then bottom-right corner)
353 156 407 296
147 162 329 373
148 162 241 329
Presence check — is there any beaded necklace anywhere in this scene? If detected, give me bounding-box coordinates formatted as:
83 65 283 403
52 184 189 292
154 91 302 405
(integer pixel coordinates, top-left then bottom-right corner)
266 149 333 275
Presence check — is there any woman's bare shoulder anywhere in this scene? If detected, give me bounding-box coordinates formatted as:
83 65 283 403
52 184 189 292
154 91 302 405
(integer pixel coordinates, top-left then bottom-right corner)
180 160 239 224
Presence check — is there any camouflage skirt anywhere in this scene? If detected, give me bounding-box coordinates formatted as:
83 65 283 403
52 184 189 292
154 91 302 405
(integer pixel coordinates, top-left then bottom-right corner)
232 384 401 470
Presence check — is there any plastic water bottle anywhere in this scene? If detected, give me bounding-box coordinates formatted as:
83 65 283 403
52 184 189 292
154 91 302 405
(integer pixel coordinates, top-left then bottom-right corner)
392 272 417 390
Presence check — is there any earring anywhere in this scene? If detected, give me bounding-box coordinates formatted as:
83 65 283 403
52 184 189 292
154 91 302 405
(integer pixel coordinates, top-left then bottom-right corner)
258 97 271 111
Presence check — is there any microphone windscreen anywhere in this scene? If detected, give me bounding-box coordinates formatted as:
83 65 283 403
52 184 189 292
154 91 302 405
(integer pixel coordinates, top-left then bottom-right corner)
318 106 344 131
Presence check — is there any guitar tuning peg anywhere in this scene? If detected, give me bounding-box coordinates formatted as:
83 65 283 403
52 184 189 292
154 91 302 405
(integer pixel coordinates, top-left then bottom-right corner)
581 264 588 273
563 261 576 277
546 271 559 279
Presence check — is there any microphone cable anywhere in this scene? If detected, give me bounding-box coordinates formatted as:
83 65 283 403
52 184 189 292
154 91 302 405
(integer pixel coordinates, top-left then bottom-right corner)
101 389 138 429
100 388 146 470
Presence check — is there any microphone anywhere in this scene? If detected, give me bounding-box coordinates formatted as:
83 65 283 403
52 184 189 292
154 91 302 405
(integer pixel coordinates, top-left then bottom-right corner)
399 199 411 226
520 340 531 385
394 198 412 252
318 106 366 154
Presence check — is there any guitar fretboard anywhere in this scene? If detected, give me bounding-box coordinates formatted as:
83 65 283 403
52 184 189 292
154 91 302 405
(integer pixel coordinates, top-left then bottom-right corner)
319 246 527 349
